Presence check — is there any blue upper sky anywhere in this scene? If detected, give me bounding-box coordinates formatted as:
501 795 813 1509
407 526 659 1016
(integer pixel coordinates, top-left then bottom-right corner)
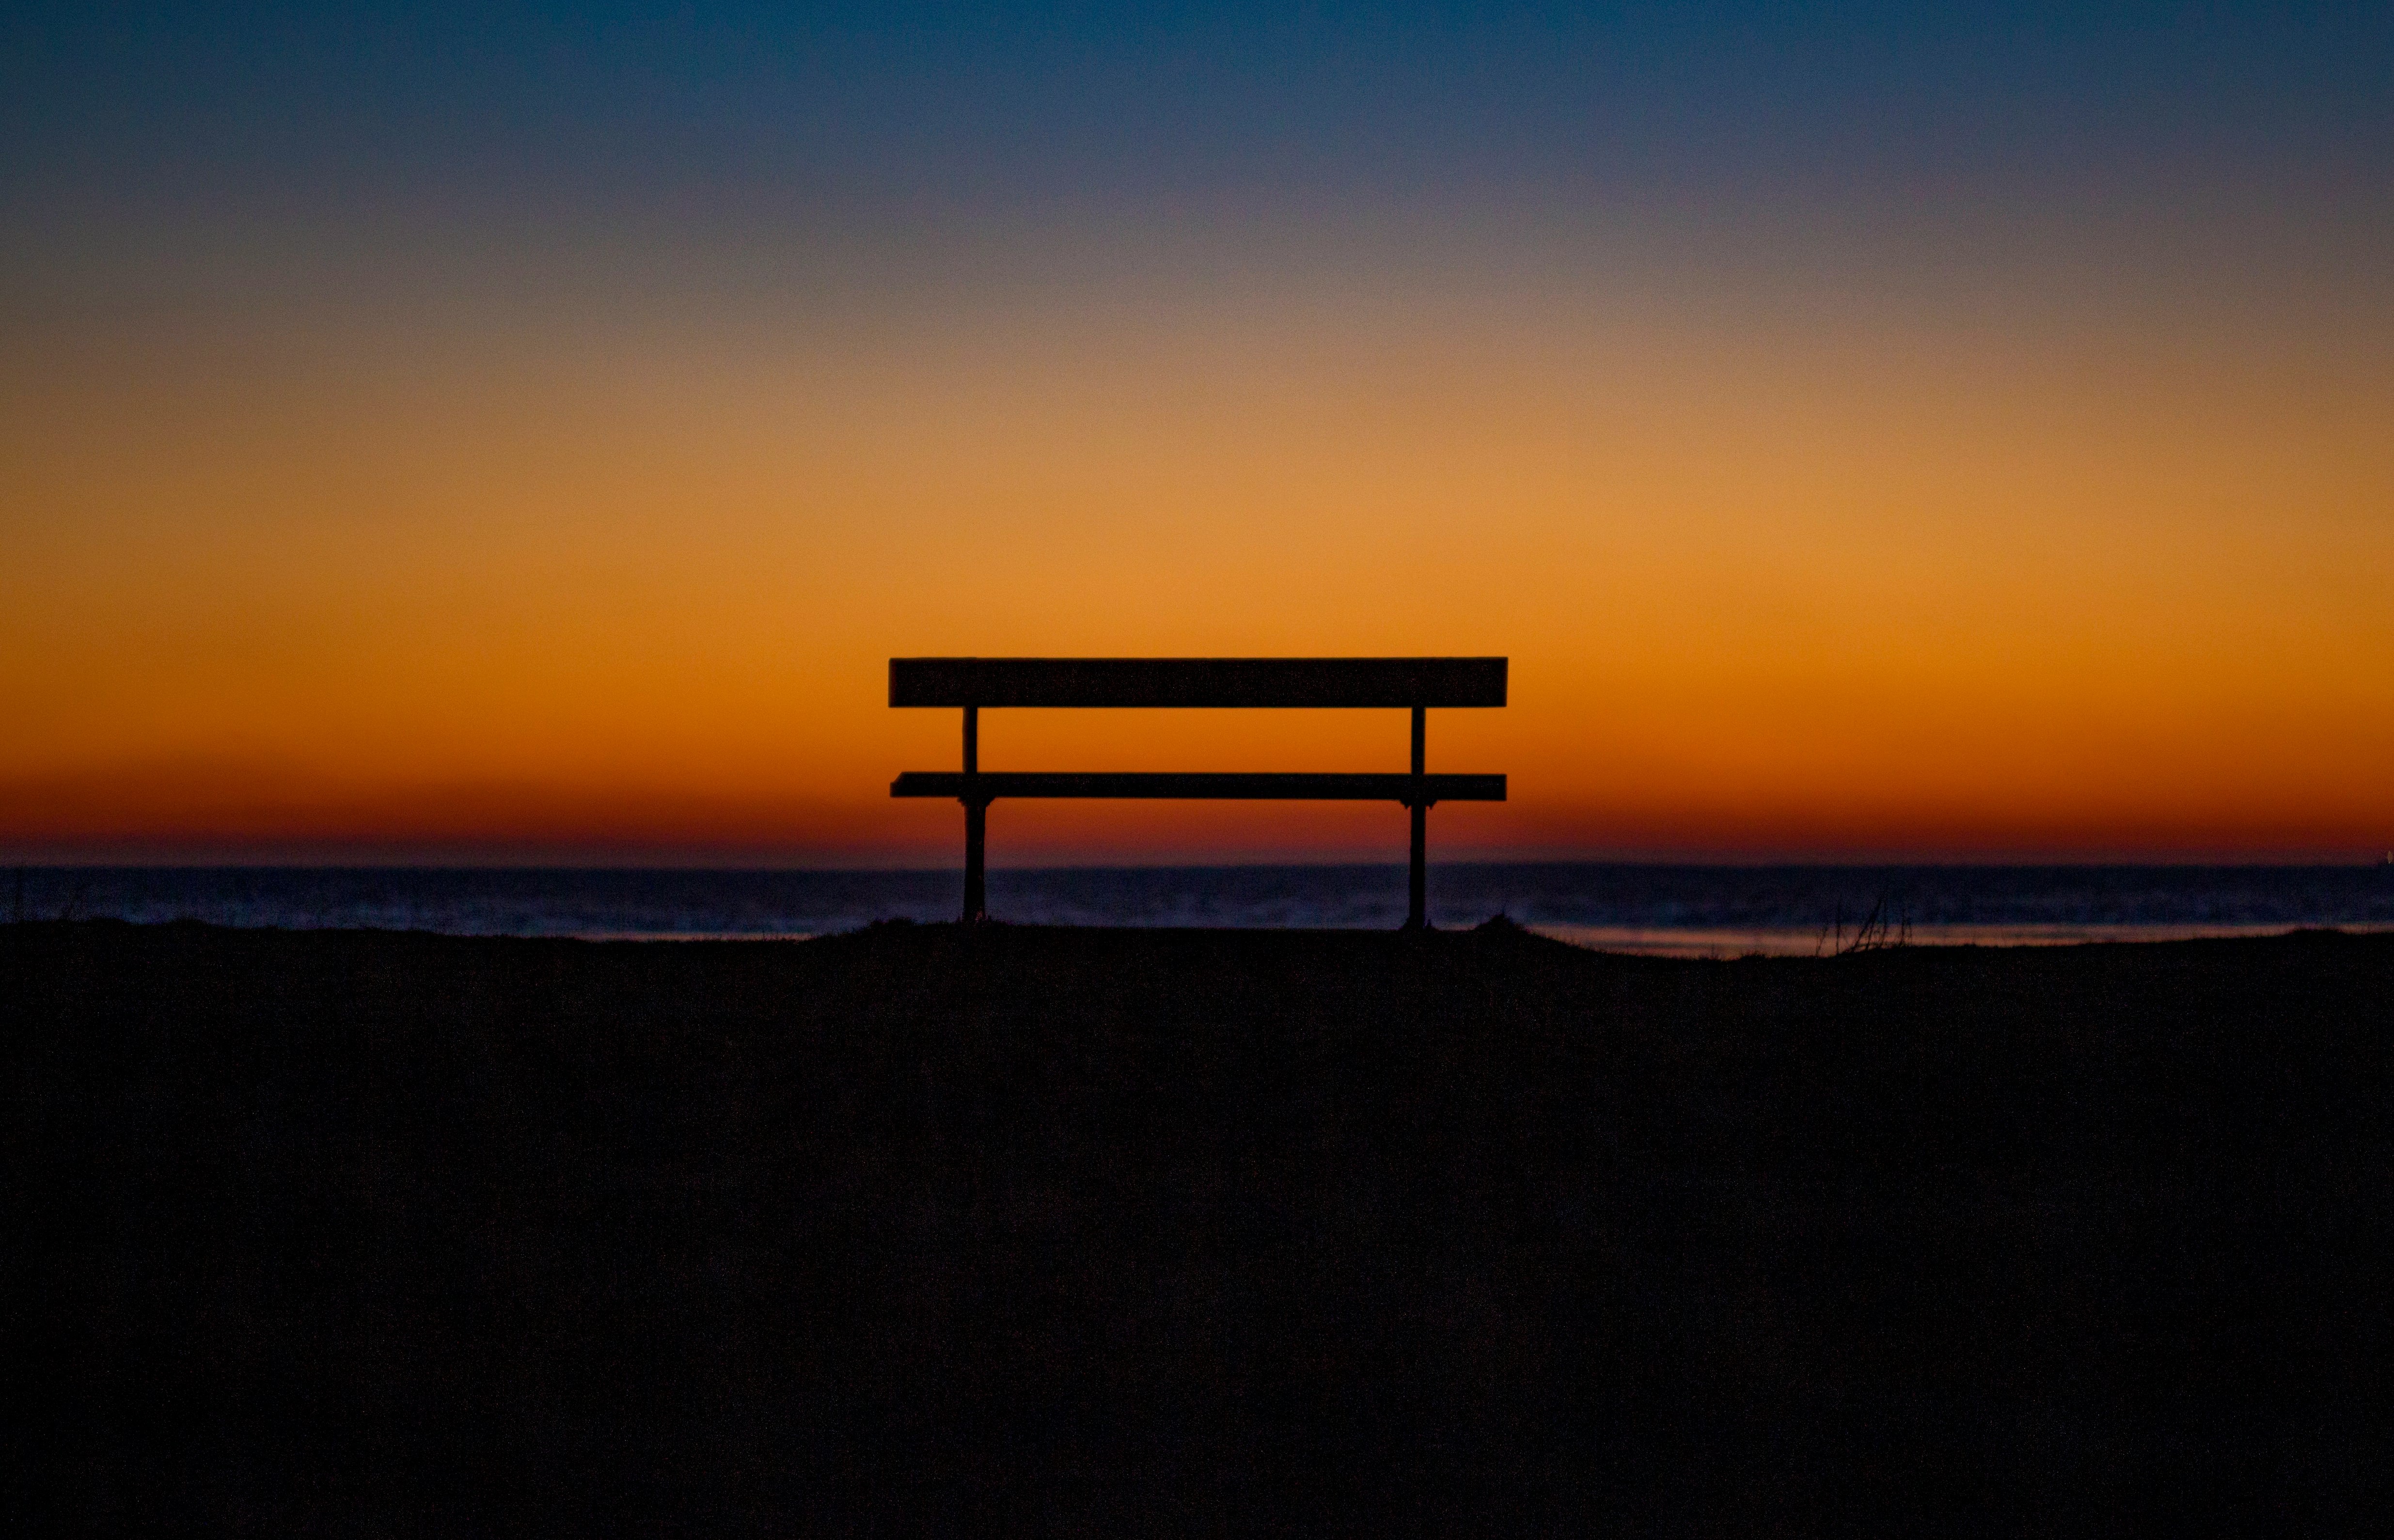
8 2 2389 218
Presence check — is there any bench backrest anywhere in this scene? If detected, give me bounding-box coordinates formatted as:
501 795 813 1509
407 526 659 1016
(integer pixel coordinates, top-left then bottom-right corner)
888 657 1506 709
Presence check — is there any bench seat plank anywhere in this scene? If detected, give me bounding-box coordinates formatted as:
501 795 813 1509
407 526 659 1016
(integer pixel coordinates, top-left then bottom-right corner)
890 658 1506 708
891 771 1505 803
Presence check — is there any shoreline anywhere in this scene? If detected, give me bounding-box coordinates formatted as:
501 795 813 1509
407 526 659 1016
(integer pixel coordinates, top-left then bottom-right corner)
11 913 2394 949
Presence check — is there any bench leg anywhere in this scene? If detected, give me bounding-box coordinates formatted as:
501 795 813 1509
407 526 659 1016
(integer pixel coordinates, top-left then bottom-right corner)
963 801 987 924
1406 704 1428 930
961 704 986 924
1408 801 1426 929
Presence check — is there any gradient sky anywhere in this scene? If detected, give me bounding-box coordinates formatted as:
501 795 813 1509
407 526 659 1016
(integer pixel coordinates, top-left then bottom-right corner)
5 2 2390 864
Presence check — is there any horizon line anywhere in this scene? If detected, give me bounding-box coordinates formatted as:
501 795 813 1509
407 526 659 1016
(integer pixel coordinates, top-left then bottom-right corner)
11 857 2391 873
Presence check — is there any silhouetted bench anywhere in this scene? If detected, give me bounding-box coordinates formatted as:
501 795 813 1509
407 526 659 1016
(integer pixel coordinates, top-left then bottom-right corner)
890 657 1507 927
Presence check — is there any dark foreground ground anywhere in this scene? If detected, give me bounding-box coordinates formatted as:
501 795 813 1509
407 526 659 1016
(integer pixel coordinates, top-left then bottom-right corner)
7 920 2390 1532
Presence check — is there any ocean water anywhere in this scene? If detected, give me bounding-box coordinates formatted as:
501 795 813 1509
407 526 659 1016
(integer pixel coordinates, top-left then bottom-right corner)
10 864 2394 955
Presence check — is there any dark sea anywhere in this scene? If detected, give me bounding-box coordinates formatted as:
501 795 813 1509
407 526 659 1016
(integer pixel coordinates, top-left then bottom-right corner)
12 864 2394 955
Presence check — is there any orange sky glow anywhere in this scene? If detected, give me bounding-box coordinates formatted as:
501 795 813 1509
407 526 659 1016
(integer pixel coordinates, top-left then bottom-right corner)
6 204 2389 864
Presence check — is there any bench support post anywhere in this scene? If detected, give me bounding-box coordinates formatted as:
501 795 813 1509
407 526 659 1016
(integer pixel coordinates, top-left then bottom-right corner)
1407 705 1427 930
964 802 986 923
962 706 986 923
